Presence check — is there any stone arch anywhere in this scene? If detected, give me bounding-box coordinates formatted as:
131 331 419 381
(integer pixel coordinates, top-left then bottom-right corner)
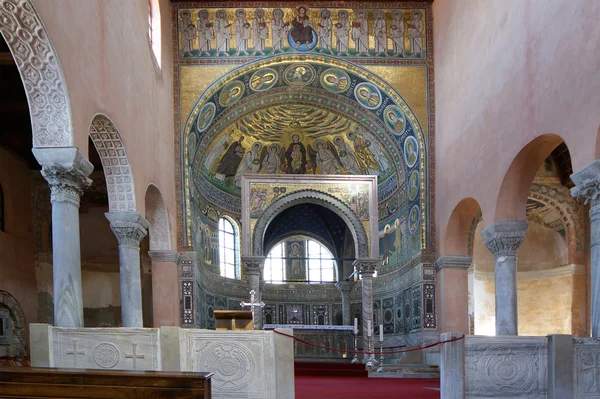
494 134 565 222
528 182 585 264
252 189 369 259
0 290 26 357
144 184 170 250
442 197 482 257
88 114 136 212
0 0 73 147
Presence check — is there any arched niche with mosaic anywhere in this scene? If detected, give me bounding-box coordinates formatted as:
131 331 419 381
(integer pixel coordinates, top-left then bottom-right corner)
182 55 428 274
175 4 429 61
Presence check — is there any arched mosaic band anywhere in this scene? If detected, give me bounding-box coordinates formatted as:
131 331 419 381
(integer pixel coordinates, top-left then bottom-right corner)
89 114 136 212
182 55 428 255
0 0 73 147
252 189 369 259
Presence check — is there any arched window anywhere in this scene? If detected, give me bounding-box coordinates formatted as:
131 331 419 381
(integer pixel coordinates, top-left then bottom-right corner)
264 238 337 283
148 0 161 68
0 184 4 232
218 217 239 279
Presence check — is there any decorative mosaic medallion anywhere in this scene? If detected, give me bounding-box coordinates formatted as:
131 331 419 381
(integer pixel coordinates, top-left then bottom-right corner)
218 80 245 107
320 68 350 94
403 136 419 168
409 204 420 235
283 64 316 86
383 104 406 135
249 68 279 92
354 82 382 110
196 102 216 133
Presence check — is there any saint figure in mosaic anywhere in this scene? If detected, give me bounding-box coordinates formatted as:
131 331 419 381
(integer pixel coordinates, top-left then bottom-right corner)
317 9 333 53
215 9 232 56
334 10 350 56
408 11 423 57
271 9 289 53
352 10 369 56
179 11 196 56
196 10 213 56
390 11 405 56
253 9 268 56
290 6 314 50
373 10 387 56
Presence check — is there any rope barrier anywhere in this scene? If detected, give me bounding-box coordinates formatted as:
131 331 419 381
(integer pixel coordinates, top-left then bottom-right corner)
273 330 465 356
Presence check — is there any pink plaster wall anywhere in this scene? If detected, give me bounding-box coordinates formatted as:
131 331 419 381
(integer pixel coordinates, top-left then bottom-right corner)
0 148 37 328
434 0 600 248
32 0 176 250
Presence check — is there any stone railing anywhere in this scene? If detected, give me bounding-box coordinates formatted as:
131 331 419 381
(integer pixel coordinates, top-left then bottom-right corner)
30 324 294 399
440 333 600 399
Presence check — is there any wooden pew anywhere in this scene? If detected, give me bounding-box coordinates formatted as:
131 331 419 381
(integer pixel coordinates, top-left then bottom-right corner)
0 367 213 398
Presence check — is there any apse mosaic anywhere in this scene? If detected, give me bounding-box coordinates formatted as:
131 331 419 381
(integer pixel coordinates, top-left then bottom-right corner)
176 6 427 60
175 2 434 275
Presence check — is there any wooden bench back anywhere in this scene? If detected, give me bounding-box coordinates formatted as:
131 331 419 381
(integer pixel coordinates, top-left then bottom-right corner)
0 367 213 399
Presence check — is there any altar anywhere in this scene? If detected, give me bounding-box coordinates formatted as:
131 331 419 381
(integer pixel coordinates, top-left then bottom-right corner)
263 324 356 360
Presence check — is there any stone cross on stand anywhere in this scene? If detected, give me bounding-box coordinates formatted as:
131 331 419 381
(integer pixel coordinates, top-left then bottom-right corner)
240 290 265 330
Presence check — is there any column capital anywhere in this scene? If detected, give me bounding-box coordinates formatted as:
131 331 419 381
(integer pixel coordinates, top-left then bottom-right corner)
33 147 93 206
353 258 380 277
434 255 473 271
105 211 149 248
242 256 265 277
571 158 600 205
481 221 528 258
148 250 181 263
335 280 357 295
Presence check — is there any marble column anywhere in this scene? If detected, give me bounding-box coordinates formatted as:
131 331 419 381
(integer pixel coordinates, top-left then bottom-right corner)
481 221 528 336
105 211 149 327
242 256 265 330
148 250 181 327
571 159 600 336
335 281 355 326
434 256 472 335
355 258 379 366
32 147 93 327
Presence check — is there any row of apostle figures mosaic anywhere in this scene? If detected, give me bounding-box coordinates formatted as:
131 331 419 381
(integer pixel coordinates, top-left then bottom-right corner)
179 7 425 57
201 128 414 189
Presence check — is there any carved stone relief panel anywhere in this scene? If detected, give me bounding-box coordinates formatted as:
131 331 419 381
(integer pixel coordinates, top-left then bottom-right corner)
51 327 160 371
465 336 547 398
574 337 600 397
181 330 277 399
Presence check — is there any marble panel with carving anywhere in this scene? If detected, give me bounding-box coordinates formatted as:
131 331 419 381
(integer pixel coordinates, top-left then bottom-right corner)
180 329 293 399
51 327 160 371
465 336 547 398
574 337 600 398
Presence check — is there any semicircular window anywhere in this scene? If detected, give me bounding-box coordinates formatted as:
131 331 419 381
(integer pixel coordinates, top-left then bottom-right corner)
264 237 337 284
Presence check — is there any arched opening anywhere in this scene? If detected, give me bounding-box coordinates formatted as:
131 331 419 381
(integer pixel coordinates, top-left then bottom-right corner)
474 136 587 336
437 198 482 335
264 237 338 284
0 291 26 358
218 216 240 279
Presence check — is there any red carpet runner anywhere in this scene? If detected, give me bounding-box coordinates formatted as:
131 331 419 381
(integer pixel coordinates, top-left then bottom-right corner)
295 376 440 399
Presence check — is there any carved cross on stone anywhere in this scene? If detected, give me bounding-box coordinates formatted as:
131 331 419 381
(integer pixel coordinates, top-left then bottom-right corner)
66 339 86 367
240 290 265 327
125 343 146 370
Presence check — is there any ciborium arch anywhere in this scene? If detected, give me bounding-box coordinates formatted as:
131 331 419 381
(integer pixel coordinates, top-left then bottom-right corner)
240 174 380 363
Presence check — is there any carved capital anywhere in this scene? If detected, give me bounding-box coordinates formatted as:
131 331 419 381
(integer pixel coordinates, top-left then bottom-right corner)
335 280 356 295
33 147 93 206
481 221 528 258
105 212 149 248
434 255 473 271
571 158 600 206
41 164 92 206
353 258 380 277
242 256 265 277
